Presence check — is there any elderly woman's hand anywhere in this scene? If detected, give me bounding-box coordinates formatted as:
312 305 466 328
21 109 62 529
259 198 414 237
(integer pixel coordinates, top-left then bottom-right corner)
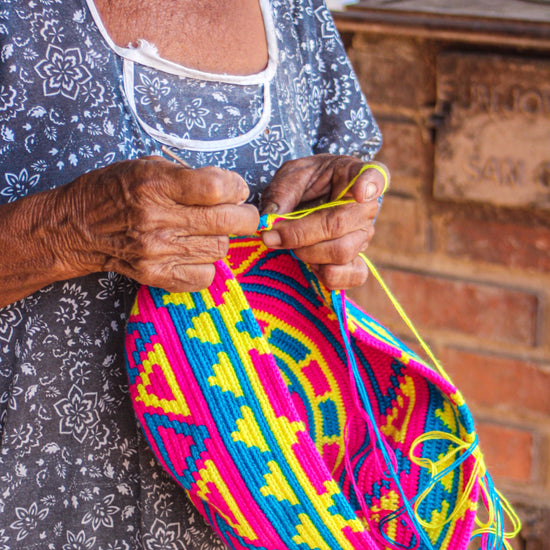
260 154 389 290
66 156 259 292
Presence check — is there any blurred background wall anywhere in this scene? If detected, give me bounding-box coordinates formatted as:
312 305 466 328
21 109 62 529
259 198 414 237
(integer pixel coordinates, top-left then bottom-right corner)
332 2 550 548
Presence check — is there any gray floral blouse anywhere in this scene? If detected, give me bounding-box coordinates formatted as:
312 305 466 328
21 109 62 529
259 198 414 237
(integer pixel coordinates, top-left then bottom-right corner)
0 0 381 548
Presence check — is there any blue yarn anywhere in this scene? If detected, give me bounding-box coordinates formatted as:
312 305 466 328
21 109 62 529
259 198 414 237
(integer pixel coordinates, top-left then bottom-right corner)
332 290 436 550
470 473 506 550
337 278 511 550
380 434 480 546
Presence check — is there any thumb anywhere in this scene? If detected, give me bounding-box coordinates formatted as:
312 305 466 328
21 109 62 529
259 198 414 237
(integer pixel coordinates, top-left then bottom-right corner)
260 157 334 215
260 177 307 215
347 162 390 203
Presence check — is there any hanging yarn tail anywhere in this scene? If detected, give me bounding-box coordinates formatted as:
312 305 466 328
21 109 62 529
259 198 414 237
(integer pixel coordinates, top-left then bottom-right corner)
139 153 522 550
333 289 434 550
359 255 522 550
258 160 521 550
471 472 521 550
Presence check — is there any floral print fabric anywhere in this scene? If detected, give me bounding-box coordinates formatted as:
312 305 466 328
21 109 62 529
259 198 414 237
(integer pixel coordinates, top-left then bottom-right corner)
0 0 380 548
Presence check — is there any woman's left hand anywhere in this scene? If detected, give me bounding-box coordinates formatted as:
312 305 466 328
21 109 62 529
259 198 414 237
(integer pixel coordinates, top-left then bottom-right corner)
260 154 389 289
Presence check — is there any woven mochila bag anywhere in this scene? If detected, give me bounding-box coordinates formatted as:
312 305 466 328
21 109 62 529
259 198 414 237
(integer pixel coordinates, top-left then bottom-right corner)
125 198 519 550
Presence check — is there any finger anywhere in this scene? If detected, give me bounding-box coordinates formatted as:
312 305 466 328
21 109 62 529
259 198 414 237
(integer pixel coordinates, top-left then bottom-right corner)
261 156 390 215
120 234 231 265
260 155 335 215
310 256 370 290
160 163 250 206
166 262 217 292
345 162 390 204
182 203 259 236
107 256 217 292
124 203 259 237
292 227 374 265
261 201 378 250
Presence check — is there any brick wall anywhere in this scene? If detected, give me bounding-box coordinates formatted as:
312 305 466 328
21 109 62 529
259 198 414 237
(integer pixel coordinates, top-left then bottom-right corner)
339 29 550 548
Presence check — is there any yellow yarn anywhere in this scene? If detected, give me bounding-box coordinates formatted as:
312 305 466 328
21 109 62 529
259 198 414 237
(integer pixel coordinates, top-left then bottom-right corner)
266 162 521 547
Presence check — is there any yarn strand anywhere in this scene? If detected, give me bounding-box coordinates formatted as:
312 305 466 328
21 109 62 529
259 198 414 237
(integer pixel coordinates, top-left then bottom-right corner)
133 156 520 550
261 165 520 550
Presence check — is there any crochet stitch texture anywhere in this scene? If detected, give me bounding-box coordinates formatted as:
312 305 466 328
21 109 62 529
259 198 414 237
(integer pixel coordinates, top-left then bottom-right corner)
124 235 491 549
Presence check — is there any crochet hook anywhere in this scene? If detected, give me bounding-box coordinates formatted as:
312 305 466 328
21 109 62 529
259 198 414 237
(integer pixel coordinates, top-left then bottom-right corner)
161 145 192 168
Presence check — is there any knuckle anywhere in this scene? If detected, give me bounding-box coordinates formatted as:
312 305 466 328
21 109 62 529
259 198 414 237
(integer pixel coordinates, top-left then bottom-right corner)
132 208 158 231
192 206 232 235
186 207 209 232
319 265 343 290
169 263 188 284
324 209 347 238
202 266 216 287
364 225 375 246
215 236 230 259
358 266 369 285
134 260 166 287
242 205 260 232
282 224 308 247
178 237 202 260
127 231 155 258
363 200 380 219
131 161 159 192
208 181 225 204
318 258 369 290
133 257 153 276
330 241 356 264
137 238 156 259
107 159 161 199
200 167 227 202
172 236 202 262
283 158 302 171
352 260 369 287
173 264 215 292
358 226 374 250
215 206 234 232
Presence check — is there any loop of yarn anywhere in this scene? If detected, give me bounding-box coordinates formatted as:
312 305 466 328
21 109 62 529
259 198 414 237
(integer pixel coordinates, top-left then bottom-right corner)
125 161 520 550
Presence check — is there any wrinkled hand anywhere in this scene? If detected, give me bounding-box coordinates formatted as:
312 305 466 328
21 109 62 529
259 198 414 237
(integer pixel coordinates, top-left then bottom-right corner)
66 156 259 292
260 154 389 289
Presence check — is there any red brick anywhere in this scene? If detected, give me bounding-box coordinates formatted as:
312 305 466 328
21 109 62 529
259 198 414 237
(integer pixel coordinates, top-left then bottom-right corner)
375 120 432 197
348 35 436 110
441 348 550 417
443 217 550 273
476 421 534 484
353 269 538 346
370 196 426 254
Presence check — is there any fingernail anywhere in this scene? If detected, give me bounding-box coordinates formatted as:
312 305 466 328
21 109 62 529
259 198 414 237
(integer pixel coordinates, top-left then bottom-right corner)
262 230 282 247
240 188 250 203
262 201 279 215
363 182 378 201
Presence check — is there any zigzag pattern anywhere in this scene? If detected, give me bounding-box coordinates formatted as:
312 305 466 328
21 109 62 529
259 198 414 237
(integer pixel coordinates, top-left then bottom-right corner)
125 237 477 550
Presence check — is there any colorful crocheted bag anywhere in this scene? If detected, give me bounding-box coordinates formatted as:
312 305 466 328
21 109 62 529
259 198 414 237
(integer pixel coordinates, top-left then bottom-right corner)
125 224 518 550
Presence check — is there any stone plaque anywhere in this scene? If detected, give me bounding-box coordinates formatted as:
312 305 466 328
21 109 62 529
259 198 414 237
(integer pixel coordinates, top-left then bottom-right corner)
434 53 550 210
351 0 550 22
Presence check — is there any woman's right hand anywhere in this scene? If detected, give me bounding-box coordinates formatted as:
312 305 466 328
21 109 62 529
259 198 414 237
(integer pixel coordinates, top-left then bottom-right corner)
0 156 259 307
65 156 259 292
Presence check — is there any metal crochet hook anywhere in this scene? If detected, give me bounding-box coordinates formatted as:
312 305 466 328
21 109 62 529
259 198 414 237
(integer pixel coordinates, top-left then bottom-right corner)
161 145 192 168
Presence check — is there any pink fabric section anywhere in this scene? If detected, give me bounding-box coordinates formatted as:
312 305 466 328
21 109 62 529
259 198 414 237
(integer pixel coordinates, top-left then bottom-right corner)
124 239 481 550
302 360 331 397
128 286 288 549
